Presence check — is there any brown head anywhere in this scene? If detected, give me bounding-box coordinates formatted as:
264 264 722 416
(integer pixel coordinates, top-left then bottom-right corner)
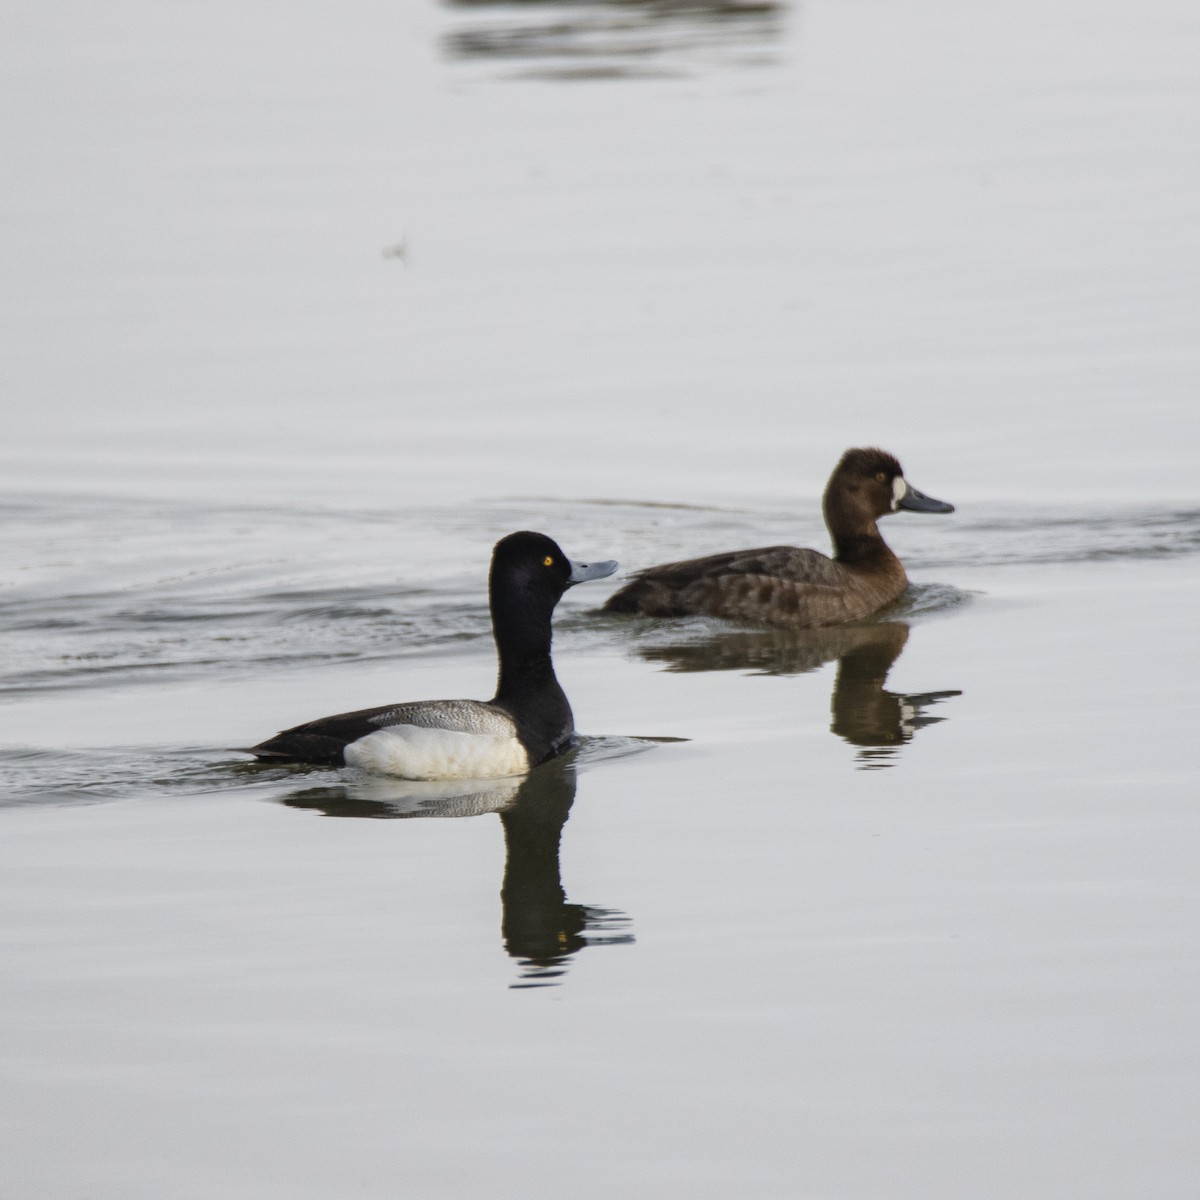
823 448 954 558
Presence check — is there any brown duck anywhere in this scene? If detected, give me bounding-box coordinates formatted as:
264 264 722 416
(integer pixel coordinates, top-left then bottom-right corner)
603 448 954 629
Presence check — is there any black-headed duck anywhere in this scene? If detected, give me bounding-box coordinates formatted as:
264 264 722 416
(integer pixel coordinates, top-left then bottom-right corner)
603 448 952 628
249 532 618 777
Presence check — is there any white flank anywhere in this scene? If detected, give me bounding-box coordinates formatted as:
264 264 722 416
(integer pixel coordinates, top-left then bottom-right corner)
343 724 531 780
891 476 908 510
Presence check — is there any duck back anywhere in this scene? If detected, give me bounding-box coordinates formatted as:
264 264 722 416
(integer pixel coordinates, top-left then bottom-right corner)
604 544 906 628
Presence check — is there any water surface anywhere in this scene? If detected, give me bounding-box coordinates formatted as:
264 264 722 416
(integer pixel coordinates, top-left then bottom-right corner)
2 0 1199 1197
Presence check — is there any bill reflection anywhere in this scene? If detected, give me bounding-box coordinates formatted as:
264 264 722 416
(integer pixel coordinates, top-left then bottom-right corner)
442 0 787 79
280 757 633 987
638 621 960 768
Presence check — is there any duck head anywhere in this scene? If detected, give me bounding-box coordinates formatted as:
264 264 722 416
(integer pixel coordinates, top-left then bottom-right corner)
824 447 955 529
489 531 618 630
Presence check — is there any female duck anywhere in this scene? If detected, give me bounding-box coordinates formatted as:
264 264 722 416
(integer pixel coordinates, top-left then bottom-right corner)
249 531 617 778
603 448 952 628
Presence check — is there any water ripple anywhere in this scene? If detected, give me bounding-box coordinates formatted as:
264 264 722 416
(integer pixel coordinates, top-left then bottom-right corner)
442 0 786 80
1 492 1196 703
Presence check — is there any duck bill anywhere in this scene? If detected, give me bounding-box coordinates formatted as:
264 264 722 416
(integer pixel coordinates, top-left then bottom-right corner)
567 558 619 585
896 479 955 514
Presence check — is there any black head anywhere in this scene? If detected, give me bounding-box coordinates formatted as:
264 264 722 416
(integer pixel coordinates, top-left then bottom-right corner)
492 531 574 599
489 531 618 627
826 448 954 524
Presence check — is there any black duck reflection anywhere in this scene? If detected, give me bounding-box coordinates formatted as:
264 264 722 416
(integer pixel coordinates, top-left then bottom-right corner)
442 0 786 80
280 756 632 987
637 621 960 769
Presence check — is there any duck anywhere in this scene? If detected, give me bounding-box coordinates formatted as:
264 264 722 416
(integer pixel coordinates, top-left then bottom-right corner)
248 531 617 778
603 448 953 628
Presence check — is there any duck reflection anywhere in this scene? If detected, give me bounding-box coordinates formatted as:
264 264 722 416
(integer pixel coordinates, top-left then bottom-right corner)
442 0 786 79
638 621 960 768
281 757 632 987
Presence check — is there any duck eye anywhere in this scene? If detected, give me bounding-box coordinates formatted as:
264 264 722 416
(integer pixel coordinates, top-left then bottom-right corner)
875 472 888 482
543 555 554 567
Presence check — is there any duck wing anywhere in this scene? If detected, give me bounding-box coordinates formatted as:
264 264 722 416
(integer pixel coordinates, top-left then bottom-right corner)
605 545 863 626
630 545 843 587
248 699 514 765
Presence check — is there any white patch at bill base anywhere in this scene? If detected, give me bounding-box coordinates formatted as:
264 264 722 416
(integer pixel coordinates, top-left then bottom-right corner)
344 723 530 780
892 476 908 510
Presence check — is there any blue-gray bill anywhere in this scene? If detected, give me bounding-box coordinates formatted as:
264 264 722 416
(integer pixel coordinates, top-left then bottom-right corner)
569 558 619 585
897 482 954 514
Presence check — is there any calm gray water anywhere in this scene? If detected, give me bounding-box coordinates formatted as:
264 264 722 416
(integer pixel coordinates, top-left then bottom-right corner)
3 1 1200 1197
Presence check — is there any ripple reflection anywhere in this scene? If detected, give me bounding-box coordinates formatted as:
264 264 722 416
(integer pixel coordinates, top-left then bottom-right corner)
442 0 786 79
638 620 960 768
281 756 633 987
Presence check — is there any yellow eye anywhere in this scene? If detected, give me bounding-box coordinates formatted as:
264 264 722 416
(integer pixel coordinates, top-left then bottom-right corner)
543 555 554 567
875 472 887 482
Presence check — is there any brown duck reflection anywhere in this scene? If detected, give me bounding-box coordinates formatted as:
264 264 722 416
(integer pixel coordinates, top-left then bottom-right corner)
639 621 960 768
442 0 786 79
280 757 633 987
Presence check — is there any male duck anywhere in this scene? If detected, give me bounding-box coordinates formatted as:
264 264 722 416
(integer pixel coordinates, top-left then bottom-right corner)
249 531 617 778
603 448 953 628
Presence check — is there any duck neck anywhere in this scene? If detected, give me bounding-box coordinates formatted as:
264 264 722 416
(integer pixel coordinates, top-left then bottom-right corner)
491 596 574 763
490 588 565 707
832 527 898 569
825 494 900 571
494 635 561 703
